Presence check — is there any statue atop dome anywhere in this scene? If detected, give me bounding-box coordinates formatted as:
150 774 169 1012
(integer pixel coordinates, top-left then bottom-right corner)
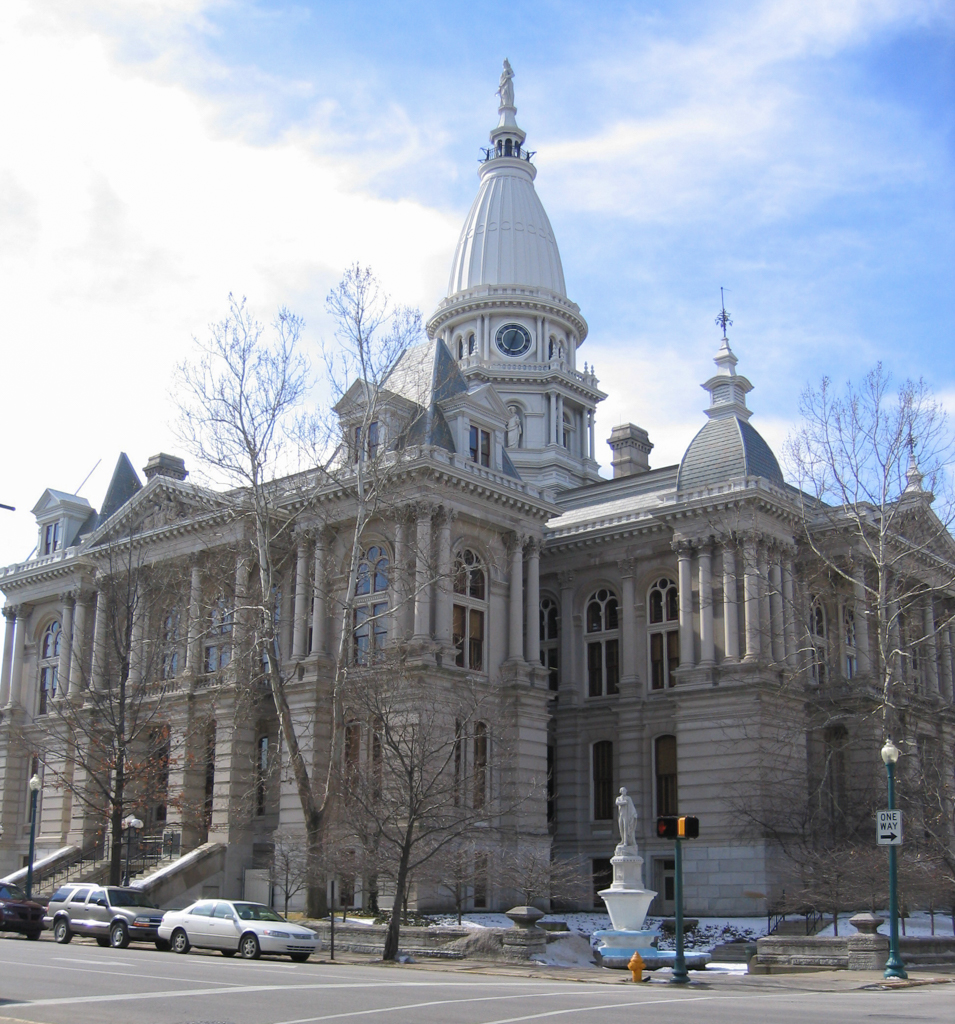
497 59 515 108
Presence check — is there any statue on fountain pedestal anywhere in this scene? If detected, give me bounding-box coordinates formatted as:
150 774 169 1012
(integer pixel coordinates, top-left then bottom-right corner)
615 786 638 849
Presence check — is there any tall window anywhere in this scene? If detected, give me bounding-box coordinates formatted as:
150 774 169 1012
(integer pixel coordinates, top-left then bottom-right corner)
354 546 388 665
161 610 180 680
473 721 488 809
540 596 559 691
353 421 380 462
205 596 232 673
586 589 619 696
562 410 574 450
655 734 678 816
43 522 61 555
843 605 857 679
592 739 614 819
648 577 679 690
344 722 361 791
822 725 847 828
38 621 60 714
469 425 491 467
473 852 489 909
808 600 827 684
453 549 486 671
255 735 269 817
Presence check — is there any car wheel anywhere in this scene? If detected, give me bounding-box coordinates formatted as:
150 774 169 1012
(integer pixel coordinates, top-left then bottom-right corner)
239 933 261 960
53 918 72 944
170 928 191 955
154 938 170 951
290 952 310 962
110 922 130 949
96 936 110 947
25 930 41 941
221 949 237 957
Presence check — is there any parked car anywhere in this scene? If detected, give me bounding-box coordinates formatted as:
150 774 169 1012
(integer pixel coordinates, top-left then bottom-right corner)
158 900 318 961
0 882 44 940
44 885 167 949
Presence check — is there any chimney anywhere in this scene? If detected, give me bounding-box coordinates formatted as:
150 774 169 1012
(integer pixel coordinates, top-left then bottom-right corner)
143 453 188 482
608 424 652 478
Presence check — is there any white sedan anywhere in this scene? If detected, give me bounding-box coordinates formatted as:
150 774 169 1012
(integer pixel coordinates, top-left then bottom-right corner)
158 900 318 961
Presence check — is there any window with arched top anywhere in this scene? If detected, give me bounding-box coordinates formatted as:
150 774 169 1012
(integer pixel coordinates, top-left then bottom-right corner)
457 337 464 359
808 599 827 685
38 620 61 714
648 577 680 690
586 589 619 697
204 596 232 673
354 546 389 665
453 549 486 671
468 333 476 355
843 605 857 679
540 596 559 691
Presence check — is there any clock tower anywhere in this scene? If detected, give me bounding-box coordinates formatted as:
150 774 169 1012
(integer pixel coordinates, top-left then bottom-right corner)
426 61 605 492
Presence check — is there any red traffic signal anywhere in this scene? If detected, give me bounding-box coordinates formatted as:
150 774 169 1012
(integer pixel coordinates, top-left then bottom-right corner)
656 815 699 840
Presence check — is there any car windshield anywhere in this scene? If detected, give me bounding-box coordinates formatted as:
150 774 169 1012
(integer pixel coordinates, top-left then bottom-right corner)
232 903 286 922
0 884 28 901
105 889 157 909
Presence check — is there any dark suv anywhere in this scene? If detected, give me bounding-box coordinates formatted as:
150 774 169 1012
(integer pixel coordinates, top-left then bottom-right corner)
0 882 44 940
44 885 167 949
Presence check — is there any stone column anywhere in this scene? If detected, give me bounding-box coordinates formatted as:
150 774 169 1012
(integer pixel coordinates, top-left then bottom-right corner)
508 533 525 661
853 563 871 675
127 602 145 687
558 572 575 697
618 560 637 682
940 627 954 702
769 555 784 664
311 533 326 655
549 392 557 444
758 544 772 662
722 543 740 662
537 315 545 362
556 394 564 446
412 506 433 640
743 536 760 662
588 409 595 461
698 544 715 666
923 594 939 695
435 510 454 647
184 562 203 675
0 607 16 706
7 609 27 706
888 595 901 685
782 556 797 669
233 552 250 662
677 543 695 668
525 539 541 665
90 589 107 690
292 537 310 659
390 516 407 643
68 594 89 696
57 594 74 697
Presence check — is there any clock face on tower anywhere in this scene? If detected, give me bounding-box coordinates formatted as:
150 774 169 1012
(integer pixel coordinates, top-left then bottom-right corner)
495 323 532 357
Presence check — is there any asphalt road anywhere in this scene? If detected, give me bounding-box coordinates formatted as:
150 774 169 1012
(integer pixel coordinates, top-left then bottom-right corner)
0 934 952 1024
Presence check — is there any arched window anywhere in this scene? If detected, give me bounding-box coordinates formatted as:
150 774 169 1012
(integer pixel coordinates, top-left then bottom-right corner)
648 577 679 690
204 596 232 673
808 600 827 684
38 620 60 714
592 740 614 820
354 546 389 665
457 337 464 359
586 588 619 696
504 138 513 156
161 610 180 680
453 549 486 671
655 735 678 816
540 596 559 691
843 605 857 680
468 333 476 355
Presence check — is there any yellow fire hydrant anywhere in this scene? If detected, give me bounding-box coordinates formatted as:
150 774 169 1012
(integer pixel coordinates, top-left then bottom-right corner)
628 951 645 982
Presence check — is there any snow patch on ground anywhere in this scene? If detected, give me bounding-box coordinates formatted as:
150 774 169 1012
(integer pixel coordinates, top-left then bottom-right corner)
816 910 955 938
533 933 598 968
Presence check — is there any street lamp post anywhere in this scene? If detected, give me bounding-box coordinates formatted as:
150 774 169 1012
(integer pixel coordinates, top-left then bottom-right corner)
880 738 907 980
25 774 41 899
122 816 144 887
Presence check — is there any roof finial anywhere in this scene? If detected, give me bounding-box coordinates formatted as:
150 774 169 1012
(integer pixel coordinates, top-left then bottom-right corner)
497 58 515 109
904 433 924 493
715 286 732 339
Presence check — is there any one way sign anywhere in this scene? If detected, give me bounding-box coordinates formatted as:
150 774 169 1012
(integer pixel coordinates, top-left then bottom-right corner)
877 810 902 846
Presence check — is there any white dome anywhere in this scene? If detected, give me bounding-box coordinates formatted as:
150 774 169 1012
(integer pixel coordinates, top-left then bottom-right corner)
447 160 566 298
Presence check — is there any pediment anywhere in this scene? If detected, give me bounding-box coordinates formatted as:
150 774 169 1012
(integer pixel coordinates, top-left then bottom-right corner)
439 383 510 425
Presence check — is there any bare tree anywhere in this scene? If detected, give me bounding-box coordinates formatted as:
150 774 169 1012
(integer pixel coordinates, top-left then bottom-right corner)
270 831 308 915
173 270 427 916
496 847 591 912
334 662 528 960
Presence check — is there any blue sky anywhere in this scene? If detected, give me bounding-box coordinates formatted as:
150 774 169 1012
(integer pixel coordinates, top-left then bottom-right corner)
1 0 953 568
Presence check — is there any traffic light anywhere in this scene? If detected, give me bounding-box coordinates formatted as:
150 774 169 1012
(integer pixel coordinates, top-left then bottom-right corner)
656 815 699 839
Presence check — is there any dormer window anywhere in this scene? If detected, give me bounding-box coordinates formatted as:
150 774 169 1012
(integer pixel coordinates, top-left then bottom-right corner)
353 421 380 462
43 522 61 555
469 426 491 468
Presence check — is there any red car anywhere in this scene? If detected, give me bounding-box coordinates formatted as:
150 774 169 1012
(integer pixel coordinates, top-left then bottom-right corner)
0 882 44 940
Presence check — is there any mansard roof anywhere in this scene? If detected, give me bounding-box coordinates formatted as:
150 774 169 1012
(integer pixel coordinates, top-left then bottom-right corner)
677 415 785 491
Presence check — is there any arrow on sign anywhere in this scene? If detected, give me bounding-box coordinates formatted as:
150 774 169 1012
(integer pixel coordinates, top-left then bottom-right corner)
880 831 898 842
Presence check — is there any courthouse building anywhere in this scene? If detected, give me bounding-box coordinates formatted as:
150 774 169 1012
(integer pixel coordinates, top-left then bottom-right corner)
2 66 953 916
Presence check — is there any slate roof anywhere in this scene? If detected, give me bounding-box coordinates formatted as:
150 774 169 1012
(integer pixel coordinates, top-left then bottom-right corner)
75 453 144 540
677 416 784 491
385 339 469 454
